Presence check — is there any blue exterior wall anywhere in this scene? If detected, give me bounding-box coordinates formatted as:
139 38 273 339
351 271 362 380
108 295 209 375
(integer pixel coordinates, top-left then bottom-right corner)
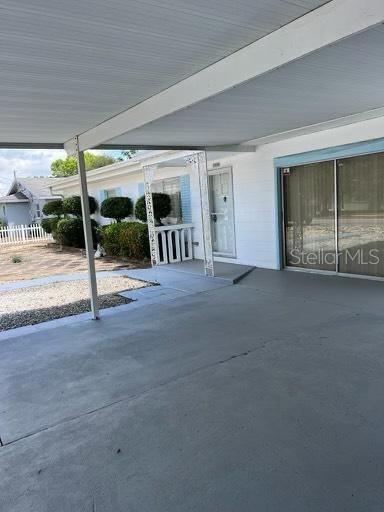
1 203 31 226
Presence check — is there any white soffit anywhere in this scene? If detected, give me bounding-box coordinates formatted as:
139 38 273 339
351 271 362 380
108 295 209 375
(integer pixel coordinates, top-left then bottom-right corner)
105 26 384 147
0 0 329 145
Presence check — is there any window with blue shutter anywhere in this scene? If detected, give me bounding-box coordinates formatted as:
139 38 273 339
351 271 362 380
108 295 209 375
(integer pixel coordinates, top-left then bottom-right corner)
179 175 191 223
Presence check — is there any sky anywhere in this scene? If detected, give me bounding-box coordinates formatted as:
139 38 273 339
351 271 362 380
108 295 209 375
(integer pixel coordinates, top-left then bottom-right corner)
0 149 121 195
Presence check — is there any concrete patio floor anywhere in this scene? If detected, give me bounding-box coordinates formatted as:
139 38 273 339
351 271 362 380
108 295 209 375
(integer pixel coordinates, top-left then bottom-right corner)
1 268 384 511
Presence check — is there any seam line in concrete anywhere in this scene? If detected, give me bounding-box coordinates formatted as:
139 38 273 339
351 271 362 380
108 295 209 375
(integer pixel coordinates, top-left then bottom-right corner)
2 344 266 448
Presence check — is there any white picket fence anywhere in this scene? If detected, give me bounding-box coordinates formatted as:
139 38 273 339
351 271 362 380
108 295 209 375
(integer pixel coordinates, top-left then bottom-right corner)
0 224 53 245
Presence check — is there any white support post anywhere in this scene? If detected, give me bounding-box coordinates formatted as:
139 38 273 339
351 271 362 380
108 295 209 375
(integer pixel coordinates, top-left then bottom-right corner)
186 152 214 277
143 164 158 266
76 136 99 320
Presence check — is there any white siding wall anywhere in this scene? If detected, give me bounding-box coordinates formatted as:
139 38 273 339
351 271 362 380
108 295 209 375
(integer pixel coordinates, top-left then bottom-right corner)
207 116 384 269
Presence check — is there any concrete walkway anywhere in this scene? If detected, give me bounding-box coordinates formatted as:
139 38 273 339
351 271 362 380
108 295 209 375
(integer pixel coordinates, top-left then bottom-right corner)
1 269 384 511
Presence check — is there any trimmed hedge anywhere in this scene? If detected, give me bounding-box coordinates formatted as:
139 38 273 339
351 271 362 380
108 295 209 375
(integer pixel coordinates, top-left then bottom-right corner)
56 218 99 248
62 195 98 217
100 196 133 222
41 217 59 235
42 199 64 217
100 222 125 256
101 221 149 260
119 222 150 259
135 193 171 225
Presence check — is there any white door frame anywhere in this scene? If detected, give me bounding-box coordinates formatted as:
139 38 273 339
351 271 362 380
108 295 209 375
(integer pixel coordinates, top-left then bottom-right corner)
208 166 236 259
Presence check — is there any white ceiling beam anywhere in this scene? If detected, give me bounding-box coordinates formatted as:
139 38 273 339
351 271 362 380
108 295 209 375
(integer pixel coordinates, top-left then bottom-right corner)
65 0 384 152
94 144 255 152
247 107 384 146
0 142 64 150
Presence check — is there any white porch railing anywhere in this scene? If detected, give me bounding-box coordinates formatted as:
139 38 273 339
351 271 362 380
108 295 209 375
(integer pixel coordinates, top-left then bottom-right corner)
0 224 53 245
155 223 194 264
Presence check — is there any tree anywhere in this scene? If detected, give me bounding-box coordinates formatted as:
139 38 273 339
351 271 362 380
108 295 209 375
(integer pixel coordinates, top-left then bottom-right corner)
42 199 64 217
100 197 133 222
56 218 99 248
135 193 171 225
62 195 98 217
50 152 116 177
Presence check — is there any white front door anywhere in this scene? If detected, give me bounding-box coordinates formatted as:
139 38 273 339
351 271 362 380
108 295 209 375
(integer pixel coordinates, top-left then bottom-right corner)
209 167 236 257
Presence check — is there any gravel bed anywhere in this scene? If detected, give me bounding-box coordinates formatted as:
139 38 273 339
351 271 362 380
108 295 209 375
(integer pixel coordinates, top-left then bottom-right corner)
0 293 132 331
0 276 147 315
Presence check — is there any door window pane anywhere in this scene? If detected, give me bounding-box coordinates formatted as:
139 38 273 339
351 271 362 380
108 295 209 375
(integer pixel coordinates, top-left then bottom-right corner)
337 153 384 277
284 161 336 271
209 169 235 256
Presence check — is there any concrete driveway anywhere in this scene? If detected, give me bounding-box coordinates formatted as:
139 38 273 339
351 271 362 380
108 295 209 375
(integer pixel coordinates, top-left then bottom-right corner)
1 269 384 511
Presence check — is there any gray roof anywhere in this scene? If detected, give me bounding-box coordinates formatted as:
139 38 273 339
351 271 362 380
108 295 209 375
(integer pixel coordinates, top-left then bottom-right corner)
0 192 29 204
10 177 62 199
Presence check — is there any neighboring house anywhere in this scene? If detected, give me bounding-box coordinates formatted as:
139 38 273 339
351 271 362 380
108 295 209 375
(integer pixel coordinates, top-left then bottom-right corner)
0 176 62 226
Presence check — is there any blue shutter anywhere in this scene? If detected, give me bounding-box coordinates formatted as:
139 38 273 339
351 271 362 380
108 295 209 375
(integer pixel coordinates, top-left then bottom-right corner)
98 190 107 202
179 175 191 223
138 182 145 196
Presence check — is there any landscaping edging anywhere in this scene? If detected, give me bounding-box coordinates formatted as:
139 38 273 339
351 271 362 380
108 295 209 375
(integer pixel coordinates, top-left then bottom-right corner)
0 293 132 331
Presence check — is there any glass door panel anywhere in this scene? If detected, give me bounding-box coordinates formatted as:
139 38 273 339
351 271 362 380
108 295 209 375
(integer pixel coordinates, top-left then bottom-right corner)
209 168 236 257
337 153 384 277
284 161 336 271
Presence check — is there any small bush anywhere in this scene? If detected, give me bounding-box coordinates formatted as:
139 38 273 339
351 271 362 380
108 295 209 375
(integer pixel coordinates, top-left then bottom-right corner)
42 199 64 217
100 223 125 256
11 255 22 263
101 221 149 260
41 217 59 235
56 218 99 248
100 196 133 222
62 195 98 217
135 193 171 225
119 222 150 260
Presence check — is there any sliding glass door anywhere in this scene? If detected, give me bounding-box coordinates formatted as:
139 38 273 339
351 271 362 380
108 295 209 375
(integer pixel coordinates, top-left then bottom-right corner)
283 151 384 278
283 161 336 271
337 153 384 277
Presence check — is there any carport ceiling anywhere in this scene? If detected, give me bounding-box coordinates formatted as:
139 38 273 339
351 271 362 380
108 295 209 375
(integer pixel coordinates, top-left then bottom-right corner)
108 26 384 147
2 0 384 149
1 0 329 145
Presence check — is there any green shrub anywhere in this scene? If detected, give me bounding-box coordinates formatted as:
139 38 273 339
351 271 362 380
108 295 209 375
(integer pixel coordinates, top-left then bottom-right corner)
100 196 133 222
134 193 171 225
100 222 125 256
101 221 149 260
119 222 150 259
42 199 64 217
56 218 99 248
62 195 98 217
11 255 22 263
41 217 59 235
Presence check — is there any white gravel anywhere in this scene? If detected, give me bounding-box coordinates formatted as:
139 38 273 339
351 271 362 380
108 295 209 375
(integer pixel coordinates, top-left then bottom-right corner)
0 276 147 315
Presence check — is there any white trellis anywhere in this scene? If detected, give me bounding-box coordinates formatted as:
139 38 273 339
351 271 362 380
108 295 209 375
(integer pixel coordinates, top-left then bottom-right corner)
0 224 53 245
185 152 214 277
143 164 158 266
